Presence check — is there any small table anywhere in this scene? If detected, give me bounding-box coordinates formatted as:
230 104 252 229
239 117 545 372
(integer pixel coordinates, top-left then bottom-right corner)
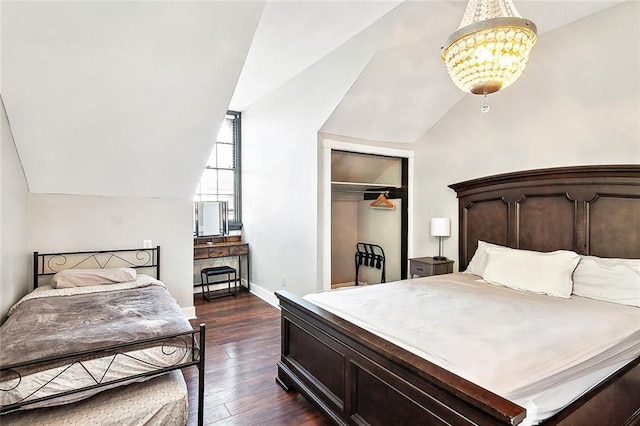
409 257 454 278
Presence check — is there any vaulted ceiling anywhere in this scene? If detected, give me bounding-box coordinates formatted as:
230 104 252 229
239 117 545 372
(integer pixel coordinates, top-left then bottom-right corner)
0 1 625 199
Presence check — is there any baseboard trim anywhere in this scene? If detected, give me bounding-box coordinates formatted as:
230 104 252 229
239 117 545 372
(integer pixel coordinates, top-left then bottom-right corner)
249 282 279 309
185 281 279 318
182 305 196 320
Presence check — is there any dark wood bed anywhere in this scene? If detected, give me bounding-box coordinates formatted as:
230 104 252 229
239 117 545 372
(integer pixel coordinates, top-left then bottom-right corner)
1 247 206 426
276 165 640 425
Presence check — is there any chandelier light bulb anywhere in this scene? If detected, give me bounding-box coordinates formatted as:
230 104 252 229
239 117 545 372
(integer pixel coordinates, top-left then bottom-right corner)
442 0 537 95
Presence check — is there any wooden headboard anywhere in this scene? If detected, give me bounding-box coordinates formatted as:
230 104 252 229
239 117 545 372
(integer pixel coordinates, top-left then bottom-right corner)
449 165 640 271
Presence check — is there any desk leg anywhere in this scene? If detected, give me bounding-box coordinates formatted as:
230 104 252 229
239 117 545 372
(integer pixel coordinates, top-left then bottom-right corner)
237 253 250 291
238 255 242 290
246 251 250 290
238 255 245 291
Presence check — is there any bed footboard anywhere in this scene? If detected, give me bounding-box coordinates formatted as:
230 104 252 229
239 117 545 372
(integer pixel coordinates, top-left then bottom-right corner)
276 290 526 425
1 324 206 426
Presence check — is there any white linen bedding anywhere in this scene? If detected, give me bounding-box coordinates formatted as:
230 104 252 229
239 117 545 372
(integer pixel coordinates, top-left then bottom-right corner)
1 370 188 426
304 273 640 424
1 275 194 410
1 343 191 409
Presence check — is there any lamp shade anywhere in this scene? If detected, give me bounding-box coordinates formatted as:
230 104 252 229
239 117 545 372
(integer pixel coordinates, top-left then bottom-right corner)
430 218 450 237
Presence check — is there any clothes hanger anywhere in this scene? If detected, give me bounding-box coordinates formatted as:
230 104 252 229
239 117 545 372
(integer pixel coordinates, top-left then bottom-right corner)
370 193 394 209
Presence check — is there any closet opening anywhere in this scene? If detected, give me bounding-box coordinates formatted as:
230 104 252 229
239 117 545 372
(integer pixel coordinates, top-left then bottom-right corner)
330 150 408 289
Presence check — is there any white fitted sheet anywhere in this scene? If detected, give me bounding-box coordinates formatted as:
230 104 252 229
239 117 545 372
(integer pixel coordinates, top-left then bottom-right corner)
305 273 640 424
1 370 188 426
2 344 191 408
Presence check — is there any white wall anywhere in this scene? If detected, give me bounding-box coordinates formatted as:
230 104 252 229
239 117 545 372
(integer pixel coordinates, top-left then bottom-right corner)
28 194 194 314
412 2 640 270
0 97 30 323
331 198 358 284
242 10 399 300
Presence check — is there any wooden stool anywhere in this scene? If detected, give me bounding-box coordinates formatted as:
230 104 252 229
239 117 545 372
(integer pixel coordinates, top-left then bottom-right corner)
200 266 237 300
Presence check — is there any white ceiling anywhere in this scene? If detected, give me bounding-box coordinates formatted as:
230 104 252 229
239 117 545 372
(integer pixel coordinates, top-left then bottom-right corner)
232 0 624 143
229 1 403 111
1 0 626 199
2 1 264 198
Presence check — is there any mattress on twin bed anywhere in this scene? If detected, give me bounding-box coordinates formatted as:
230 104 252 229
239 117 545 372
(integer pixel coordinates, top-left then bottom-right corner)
304 273 640 425
1 370 188 426
0 275 196 410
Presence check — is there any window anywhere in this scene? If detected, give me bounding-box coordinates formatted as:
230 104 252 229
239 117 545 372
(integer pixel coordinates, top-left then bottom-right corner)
194 110 242 229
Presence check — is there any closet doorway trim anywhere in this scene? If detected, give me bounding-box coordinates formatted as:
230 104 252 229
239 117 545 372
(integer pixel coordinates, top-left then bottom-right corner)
321 139 414 291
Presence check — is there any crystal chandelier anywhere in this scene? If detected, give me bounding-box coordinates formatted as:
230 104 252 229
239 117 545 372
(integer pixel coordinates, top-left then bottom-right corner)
441 0 537 95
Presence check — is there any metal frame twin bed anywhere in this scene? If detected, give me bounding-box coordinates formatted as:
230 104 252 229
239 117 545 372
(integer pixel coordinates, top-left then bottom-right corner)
1 246 206 426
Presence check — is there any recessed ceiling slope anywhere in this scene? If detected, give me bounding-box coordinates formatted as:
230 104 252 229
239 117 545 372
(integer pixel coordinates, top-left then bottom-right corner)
2 1 264 199
229 0 402 111
322 1 464 143
321 0 625 144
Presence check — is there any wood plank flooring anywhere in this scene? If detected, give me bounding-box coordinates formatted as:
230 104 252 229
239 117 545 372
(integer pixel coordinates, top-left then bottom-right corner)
183 291 331 426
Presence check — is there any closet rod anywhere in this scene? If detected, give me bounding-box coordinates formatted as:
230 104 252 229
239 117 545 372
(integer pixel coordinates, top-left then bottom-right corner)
332 189 390 195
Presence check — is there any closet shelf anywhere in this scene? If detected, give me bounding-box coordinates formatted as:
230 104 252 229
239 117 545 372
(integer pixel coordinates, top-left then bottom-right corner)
331 181 399 193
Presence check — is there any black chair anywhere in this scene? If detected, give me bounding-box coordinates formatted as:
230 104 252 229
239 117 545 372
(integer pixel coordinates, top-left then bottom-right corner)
200 266 237 300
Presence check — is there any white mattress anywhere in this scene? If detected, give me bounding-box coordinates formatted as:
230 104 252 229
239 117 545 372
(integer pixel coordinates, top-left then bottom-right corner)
304 273 640 424
2 344 192 409
1 370 188 426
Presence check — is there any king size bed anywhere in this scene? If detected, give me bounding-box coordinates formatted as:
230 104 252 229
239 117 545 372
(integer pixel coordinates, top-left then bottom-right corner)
276 165 640 425
0 247 206 425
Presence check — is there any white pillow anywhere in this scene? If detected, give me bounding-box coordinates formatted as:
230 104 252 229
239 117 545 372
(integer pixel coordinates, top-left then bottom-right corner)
482 247 580 298
572 256 640 307
52 267 137 288
464 240 506 276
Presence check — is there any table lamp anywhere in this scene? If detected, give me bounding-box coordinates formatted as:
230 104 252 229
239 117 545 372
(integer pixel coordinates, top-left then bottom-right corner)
431 218 450 260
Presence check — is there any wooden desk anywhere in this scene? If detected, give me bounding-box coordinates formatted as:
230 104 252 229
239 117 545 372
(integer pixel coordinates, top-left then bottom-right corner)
194 241 250 290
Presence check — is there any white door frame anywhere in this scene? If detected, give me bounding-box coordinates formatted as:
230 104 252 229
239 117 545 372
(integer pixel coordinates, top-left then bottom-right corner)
320 138 414 291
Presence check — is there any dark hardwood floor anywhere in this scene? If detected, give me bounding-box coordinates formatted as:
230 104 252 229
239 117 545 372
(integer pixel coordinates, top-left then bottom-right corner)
183 290 331 426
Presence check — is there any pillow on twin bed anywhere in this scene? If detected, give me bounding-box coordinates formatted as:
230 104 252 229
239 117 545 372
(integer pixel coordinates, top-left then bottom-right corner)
572 256 640 307
482 247 581 298
52 267 137 288
463 240 506 276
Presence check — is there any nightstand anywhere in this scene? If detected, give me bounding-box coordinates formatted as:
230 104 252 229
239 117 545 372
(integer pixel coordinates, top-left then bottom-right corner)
409 257 454 278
